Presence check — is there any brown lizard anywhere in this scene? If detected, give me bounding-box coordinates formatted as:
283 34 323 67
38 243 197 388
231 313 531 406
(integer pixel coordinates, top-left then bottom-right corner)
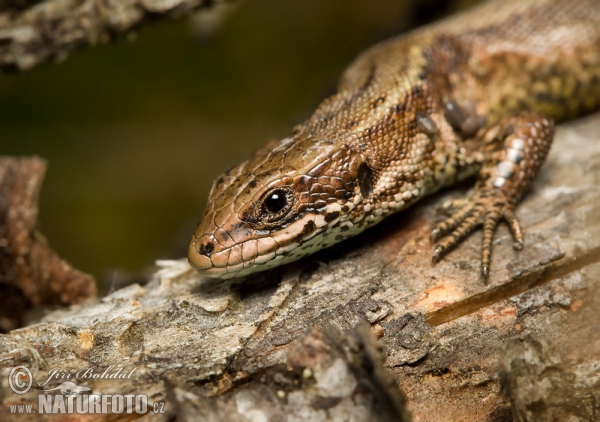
188 0 600 279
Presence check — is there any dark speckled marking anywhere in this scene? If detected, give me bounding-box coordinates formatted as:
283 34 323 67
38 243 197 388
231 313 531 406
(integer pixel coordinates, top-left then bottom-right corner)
289 220 317 243
324 211 341 223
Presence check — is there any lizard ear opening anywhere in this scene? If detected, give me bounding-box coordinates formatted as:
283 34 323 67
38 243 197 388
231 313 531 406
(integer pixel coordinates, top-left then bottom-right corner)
357 162 374 199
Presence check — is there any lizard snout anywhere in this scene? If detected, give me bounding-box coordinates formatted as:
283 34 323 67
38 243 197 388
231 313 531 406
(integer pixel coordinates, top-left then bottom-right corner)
188 233 218 271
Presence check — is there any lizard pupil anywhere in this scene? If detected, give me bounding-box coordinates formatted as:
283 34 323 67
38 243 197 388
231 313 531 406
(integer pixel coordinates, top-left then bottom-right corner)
264 191 287 214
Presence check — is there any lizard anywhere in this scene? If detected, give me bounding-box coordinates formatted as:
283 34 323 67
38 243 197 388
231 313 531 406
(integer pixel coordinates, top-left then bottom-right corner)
188 0 600 280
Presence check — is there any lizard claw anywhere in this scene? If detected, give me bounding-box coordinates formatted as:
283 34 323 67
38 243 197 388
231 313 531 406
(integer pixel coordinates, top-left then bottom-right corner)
430 227 441 243
432 245 444 264
481 264 490 280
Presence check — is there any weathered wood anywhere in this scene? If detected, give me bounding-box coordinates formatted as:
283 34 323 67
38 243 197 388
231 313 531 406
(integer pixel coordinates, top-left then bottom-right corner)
1 113 599 420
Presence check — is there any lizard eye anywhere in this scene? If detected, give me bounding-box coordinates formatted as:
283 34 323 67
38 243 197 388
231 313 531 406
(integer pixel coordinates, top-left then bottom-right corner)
260 188 294 220
265 191 286 213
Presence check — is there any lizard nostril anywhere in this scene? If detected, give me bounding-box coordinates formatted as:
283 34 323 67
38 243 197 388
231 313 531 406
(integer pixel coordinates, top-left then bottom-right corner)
199 241 214 257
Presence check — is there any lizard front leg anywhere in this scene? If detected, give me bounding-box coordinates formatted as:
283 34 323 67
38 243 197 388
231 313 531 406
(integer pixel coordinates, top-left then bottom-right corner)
430 112 554 279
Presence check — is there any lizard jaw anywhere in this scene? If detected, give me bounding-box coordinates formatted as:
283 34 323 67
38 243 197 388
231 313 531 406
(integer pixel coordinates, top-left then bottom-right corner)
188 202 364 279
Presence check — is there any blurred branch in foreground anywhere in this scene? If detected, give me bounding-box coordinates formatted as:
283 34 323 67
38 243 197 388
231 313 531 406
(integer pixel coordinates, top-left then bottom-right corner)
0 0 237 72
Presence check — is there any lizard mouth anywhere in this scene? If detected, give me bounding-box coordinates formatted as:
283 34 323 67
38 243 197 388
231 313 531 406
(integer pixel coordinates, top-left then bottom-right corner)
188 205 352 279
188 231 281 279
188 218 319 279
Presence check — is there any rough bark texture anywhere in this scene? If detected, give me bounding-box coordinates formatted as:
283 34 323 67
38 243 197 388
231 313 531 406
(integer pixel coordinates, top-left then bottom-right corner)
0 0 214 71
0 157 96 333
1 113 600 420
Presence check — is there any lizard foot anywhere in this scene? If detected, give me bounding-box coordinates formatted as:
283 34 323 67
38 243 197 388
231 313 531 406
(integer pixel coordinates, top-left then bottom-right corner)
430 190 523 280
430 111 553 280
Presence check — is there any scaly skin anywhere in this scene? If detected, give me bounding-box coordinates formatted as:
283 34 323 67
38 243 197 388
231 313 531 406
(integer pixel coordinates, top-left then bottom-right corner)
189 0 600 279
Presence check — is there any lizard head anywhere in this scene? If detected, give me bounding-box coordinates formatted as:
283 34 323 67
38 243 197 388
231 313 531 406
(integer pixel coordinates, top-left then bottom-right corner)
188 70 439 278
188 136 373 279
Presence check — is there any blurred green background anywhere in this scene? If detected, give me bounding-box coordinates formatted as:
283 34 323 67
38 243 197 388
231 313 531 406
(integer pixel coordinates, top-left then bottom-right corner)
0 0 469 287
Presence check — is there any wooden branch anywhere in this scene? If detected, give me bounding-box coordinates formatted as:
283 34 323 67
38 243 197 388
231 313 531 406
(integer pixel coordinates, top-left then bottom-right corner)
0 0 215 71
1 113 599 420
0 157 96 333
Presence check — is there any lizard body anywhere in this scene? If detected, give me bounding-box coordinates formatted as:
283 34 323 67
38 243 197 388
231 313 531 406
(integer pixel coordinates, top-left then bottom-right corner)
189 0 600 279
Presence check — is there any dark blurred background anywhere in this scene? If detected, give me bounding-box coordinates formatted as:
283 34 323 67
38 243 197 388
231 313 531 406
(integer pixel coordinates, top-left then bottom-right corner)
0 0 473 287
